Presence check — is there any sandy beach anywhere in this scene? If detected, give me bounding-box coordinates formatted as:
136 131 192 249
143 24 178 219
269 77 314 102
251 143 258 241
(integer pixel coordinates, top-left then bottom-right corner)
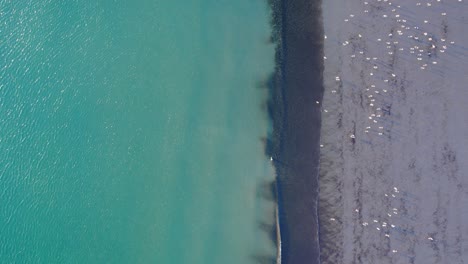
319 0 468 263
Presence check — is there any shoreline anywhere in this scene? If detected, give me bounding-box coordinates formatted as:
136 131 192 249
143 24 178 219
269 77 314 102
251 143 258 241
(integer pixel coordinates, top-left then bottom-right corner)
267 0 325 263
275 203 282 264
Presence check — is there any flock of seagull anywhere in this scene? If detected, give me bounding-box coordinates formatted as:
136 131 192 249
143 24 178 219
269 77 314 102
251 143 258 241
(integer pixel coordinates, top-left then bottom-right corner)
321 0 465 260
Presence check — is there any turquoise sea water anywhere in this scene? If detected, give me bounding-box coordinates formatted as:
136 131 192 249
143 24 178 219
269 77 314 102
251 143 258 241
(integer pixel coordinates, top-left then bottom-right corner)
0 1 276 263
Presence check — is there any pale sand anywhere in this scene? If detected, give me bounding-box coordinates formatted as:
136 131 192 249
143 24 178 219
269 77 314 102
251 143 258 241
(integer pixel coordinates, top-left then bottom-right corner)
319 0 468 263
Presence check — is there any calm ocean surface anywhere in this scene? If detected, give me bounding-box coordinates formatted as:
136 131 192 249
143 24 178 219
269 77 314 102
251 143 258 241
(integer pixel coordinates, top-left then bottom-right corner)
0 1 277 263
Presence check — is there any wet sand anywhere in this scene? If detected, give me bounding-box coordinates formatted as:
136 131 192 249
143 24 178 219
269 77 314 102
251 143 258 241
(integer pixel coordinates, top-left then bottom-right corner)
268 0 324 263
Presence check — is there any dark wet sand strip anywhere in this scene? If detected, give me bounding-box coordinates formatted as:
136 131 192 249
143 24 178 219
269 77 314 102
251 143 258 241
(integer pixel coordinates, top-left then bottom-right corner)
268 0 324 263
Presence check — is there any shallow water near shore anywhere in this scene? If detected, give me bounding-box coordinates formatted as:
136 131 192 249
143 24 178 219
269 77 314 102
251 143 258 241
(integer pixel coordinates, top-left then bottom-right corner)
0 1 277 263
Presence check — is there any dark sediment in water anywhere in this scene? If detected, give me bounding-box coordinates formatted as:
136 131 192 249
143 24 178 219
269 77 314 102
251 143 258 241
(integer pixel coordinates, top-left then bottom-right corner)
266 0 324 263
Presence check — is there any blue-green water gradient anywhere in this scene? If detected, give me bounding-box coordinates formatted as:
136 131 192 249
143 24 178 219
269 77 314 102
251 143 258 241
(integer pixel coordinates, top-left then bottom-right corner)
0 1 276 263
